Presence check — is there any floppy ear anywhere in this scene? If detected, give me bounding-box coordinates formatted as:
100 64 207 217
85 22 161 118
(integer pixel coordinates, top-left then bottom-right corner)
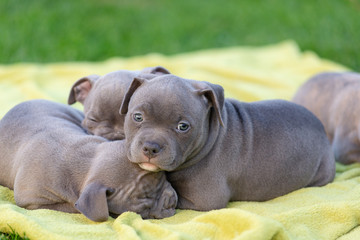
120 77 146 115
195 82 225 127
141 66 170 75
75 182 114 222
68 74 101 105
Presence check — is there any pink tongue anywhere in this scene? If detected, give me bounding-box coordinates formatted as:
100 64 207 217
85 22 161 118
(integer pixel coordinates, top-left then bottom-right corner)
139 162 160 172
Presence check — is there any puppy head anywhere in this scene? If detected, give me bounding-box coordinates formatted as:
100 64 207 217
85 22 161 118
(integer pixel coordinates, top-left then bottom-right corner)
107 170 177 219
75 170 177 221
120 75 224 172
139 66 170 76
68 67 170 140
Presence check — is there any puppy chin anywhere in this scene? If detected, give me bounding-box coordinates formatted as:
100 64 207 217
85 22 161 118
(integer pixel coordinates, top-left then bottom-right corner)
139 162 161 172
141 160 180 172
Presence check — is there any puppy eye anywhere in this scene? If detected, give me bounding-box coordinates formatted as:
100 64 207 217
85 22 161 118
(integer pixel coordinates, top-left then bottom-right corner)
133 113 143 122
87 117 97 123
177 121 190 132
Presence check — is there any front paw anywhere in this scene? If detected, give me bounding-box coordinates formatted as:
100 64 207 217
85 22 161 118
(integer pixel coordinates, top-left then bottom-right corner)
150 186 178 219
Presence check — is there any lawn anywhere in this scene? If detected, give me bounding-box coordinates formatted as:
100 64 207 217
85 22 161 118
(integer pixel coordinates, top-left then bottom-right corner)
0 227 29 240
0 0 359 70
0 0 359 239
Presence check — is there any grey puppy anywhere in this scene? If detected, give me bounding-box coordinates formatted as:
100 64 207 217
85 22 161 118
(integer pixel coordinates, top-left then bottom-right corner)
68 66 170 140
0 99 177 222
293 72 360 164
119 74 335 210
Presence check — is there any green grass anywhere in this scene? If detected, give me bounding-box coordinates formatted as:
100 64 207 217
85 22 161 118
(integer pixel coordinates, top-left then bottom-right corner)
0 226 29 240
0 233 28 240
0 0 359 70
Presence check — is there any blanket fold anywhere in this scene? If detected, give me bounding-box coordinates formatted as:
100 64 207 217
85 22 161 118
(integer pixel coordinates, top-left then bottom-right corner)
1 40 357 240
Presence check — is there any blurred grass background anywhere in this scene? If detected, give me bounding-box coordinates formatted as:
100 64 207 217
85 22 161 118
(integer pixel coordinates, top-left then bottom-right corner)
1 0 359 70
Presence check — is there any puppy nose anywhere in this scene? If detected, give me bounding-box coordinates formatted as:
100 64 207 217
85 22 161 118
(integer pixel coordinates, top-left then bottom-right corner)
142 142 162 158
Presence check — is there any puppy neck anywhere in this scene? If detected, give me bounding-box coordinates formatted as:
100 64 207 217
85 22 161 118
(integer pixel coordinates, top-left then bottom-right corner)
175 106 225 171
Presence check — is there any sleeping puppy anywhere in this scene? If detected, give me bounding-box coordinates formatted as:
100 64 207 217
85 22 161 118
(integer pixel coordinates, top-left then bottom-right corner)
0 99 177 222
68 66 170 140
293 72 360 164
119 74 336 211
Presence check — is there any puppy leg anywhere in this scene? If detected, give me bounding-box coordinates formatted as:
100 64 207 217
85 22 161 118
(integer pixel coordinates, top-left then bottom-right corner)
27 202 78 213
13 170 77 213
306 150 336 187
147 182 177 219
14 189 77 213
173 175 230 211
332 128 360 164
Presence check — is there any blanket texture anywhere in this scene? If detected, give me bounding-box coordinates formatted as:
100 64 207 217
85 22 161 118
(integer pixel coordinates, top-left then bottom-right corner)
0 40 358 240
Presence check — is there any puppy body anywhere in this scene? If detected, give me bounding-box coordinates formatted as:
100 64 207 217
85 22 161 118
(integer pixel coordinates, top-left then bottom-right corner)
120 75 335 210
0 100 177 221
68 67 169 140
293 72 360 164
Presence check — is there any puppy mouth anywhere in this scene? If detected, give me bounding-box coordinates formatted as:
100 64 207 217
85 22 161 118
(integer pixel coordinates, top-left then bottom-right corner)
139 162 161 172
109 212 120 219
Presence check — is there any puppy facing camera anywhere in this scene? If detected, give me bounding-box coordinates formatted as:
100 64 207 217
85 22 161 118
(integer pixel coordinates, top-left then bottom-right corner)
120 74 335 210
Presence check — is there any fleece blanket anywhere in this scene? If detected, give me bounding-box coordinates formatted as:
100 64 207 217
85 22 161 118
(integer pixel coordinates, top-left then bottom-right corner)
0 40 358 240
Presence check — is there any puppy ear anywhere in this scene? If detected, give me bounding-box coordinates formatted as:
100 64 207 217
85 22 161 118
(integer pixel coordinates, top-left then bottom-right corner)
141 66 170 75
195 82 225 127
120 77 146 115
75 182 114 222
68 74 101 105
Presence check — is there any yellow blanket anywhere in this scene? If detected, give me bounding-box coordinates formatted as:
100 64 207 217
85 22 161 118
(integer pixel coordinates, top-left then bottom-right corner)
1 40 358 240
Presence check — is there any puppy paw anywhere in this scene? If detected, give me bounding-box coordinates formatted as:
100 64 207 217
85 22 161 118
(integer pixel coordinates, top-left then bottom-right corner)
149 185 178 219
162 188 178 210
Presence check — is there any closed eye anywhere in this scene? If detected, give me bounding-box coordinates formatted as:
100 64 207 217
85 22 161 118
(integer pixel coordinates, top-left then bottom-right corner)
87 117 98 122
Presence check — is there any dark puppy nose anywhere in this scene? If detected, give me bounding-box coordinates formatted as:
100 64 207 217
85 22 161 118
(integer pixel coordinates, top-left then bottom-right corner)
142 142 162 158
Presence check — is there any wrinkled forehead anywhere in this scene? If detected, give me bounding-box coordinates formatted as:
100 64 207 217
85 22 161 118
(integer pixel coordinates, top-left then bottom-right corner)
84 71 139 110
95 70 139 94
101 70 139 82
129 77 207 119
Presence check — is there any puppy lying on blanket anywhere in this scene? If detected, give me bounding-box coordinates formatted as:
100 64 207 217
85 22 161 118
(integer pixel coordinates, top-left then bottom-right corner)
68 66 170 140
293 72 360 164
120 75 336 210
0 99 177 221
